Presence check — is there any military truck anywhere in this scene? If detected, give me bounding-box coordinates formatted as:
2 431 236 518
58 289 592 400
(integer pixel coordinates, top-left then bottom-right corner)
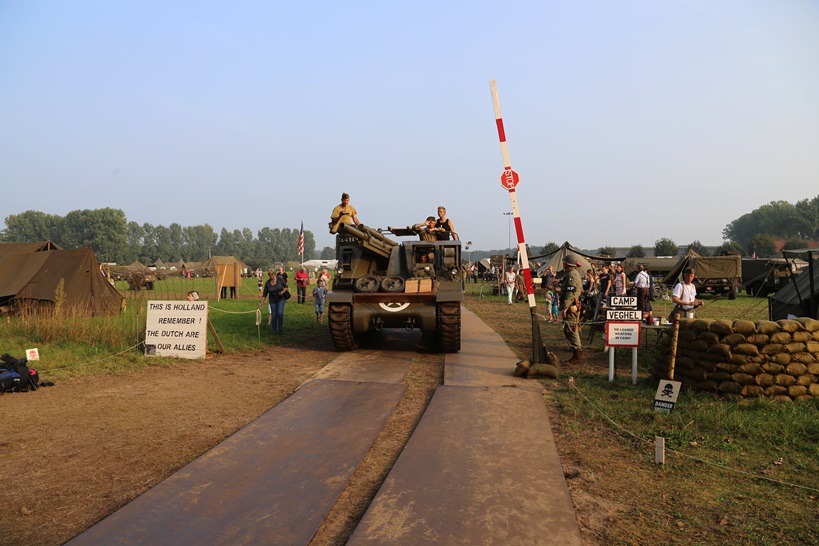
326 223 463 352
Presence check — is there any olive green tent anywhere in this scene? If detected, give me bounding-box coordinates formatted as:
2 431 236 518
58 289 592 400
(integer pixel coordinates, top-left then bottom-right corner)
0 245 123 316
534 242 620 277
661 250 742 286
623 257 678 278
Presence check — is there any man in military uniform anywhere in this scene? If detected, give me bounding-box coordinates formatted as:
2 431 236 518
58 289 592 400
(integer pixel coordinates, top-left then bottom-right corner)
560 254 583 364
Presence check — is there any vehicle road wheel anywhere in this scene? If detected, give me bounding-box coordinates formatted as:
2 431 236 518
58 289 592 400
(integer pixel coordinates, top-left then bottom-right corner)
380 276 405 292
354 276 379 293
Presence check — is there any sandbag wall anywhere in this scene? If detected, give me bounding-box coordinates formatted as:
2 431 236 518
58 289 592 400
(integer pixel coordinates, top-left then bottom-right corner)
653 317 819 401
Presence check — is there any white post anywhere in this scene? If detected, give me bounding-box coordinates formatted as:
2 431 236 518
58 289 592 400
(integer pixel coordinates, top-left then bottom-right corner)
655 436 666 464
608 347 615 382
632 347 638 385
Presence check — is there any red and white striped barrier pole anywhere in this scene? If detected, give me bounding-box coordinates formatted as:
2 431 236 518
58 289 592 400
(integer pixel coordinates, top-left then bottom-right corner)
490 80 547 363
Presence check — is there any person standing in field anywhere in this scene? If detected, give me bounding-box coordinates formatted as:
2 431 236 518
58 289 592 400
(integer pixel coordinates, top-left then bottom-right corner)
614 263 627 296
560 255 584 364
505 265 517 305
670 268 703 321
598 264 612 299
260 268 287 334
313 278 328 324
319 268 331 287
294 267 309 304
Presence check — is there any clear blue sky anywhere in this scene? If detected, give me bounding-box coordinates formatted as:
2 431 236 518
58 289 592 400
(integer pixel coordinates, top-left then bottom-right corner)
2 1 817 253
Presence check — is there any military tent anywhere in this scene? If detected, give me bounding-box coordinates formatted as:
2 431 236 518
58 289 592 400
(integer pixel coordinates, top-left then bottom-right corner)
199 256 249 274
534 242 618 277
0 246 124 316
623 257 678 279
0 241 63 257
768 249 819 320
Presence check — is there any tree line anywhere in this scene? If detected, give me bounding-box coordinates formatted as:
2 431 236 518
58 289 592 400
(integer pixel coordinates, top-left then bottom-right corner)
1 209 325 268
5 195 817 266
538 194 819 260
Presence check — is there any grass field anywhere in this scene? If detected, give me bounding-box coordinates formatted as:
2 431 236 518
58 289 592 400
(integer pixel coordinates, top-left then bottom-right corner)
1 275 327 380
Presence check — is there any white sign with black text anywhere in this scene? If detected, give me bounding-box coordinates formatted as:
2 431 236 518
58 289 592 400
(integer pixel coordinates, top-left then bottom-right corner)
609 296 637 308
145 300 208 359
606 309 643 321
605 321 641 347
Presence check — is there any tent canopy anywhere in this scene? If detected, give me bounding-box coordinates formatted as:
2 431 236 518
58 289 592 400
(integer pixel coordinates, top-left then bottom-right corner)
534 242 619 277
661 250 742 285
0 247 123 316
0 241 62 258
623 257 679 277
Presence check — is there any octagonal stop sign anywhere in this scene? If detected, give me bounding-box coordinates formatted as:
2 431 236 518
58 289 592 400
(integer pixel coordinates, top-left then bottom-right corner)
499 168 520 190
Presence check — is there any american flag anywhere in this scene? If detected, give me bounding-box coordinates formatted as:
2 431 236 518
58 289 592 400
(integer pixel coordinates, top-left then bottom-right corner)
297 220 304 257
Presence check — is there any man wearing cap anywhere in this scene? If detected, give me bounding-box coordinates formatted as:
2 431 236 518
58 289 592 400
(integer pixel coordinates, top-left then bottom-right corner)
329 192 361 234
560 254 584 363
670 268 703 321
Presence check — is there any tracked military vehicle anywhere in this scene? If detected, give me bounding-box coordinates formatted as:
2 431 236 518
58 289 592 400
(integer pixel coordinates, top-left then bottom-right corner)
326 223 462 352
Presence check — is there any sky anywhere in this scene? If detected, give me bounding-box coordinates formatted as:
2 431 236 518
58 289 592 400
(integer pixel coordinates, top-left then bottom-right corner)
1 1 818 254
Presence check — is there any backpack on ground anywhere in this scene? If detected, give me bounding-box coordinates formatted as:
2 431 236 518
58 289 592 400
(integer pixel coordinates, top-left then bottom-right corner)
0 353 39 392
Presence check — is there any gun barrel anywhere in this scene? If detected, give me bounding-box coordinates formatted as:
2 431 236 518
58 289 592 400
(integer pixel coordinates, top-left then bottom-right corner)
338 223 394 259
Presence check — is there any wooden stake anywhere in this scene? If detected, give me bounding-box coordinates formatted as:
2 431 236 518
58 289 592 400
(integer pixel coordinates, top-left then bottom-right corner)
668 321 680 380
207 318 225 354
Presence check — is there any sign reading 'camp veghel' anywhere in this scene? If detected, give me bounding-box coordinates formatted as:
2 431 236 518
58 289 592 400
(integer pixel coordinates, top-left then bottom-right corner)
145 301 208 359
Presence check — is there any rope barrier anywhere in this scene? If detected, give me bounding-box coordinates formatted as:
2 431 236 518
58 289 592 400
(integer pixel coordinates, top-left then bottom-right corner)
567 379 819 494
39 341 146 373
207 306 258 315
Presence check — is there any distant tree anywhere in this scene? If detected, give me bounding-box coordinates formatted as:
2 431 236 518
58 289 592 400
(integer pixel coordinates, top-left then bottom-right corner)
541 242 559 255
654 238 677 257
627 245 646 258
183 224 217 262
714 241 744 256
320 246 335 259
795 196 819 240
215 228 237 257
61 208 128 263
257 227 283 262
141 223 157 262
724 198 816 248
598 246 617 257
153 225 173 261
686 240 709 256
749 233 777 258
169 223 184 261
125 221 145 263
784 238 810 251
2 210 61 242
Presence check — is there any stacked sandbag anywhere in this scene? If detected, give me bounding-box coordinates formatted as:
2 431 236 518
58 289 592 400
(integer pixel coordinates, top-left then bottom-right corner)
653 317 819 401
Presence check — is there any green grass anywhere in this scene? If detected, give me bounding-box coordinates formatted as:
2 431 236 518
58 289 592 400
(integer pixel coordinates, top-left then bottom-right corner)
549 373 819 545
1 276 331 381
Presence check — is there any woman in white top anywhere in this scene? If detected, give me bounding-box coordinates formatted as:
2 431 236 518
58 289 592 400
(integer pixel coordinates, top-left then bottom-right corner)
614 264 627 296
505 266 517 305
